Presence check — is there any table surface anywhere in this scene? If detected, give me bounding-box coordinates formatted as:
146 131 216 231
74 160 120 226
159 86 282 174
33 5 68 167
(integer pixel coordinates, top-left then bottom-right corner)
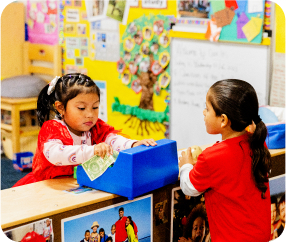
1 146 284 229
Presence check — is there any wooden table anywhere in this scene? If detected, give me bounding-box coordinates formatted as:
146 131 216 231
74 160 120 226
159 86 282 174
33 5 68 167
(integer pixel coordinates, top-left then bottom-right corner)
1 97 40 155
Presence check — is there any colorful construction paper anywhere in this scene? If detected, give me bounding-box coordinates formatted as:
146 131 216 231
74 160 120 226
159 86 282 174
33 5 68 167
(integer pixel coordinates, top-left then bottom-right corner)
225 0 238 10
205 17 222 42
242 17 263 42
236 12 249 39
236 0 247 14
210 0 225 13
214 7 235 27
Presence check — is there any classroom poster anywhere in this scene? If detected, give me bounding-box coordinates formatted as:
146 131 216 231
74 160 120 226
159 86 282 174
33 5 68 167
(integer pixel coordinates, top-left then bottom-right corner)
61 195 153 242
269 175 285 241
27 0 58 44
112 14 171 139
90 18 120 62
94 80 108 122
171 187 210 242
4 218 53 242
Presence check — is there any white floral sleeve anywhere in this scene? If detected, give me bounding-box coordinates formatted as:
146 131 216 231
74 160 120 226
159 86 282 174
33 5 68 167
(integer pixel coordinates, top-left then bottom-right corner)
104 133 138 152
43 139 95 166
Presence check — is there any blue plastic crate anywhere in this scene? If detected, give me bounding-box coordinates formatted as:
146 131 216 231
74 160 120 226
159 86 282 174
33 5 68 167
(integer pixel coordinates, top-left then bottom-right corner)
77 139 179 200
13 152 33 171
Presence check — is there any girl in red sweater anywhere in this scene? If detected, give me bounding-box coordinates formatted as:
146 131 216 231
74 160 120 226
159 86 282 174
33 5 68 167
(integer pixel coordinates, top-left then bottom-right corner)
14 73 156 187
179 79 271 241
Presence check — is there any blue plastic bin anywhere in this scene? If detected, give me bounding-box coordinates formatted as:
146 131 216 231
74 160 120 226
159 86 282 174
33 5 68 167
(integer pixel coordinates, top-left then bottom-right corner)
77 139 179 200
13 152 33 171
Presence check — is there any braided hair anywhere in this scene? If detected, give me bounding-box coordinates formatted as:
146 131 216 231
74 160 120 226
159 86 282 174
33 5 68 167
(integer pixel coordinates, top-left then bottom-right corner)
37 73 100 127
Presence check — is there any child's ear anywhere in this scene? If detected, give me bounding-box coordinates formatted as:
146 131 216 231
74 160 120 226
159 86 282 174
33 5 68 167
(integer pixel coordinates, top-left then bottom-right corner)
54 101 65 115
221 114 229 128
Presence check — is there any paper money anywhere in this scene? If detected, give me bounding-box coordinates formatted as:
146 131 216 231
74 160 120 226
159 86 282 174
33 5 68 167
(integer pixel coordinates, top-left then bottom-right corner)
82 151 119 181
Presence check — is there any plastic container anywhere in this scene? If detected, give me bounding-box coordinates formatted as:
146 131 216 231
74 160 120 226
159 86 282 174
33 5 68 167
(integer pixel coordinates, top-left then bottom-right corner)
13 152 33 171
77 139 179 200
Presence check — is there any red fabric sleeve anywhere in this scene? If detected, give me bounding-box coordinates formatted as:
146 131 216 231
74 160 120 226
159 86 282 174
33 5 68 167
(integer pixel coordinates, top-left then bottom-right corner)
133 221 138 235
189 153 212 192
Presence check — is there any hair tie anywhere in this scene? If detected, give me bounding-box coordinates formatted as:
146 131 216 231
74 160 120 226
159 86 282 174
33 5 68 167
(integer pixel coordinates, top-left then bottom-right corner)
47 76 61 95
253 115 262 125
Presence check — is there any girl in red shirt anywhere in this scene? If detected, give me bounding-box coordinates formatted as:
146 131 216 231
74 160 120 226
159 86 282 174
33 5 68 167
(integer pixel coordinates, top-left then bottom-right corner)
14 73 156 187
179 79 271 241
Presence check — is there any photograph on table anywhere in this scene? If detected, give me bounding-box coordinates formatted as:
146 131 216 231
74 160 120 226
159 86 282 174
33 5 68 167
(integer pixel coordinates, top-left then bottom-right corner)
171 187 210 242
4 218 53 242
269 174 285 241
154 199 168 226
85 0 108 21
61 194 153 242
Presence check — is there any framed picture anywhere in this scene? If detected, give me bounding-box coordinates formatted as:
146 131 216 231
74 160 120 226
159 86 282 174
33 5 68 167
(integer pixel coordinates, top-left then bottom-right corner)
85 0 108 21
175 0 210 33
61 195 153 242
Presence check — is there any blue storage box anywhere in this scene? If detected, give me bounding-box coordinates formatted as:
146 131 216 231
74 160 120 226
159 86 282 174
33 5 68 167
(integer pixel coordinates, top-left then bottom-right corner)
77 139 179 200
259 106 285 149
13 152 33 171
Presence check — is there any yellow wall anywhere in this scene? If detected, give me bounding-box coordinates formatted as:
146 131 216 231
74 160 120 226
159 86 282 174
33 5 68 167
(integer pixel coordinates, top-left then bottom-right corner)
275 3 285 53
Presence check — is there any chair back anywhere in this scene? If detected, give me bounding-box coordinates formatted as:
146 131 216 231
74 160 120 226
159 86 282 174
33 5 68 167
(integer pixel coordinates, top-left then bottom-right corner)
23 42 61 82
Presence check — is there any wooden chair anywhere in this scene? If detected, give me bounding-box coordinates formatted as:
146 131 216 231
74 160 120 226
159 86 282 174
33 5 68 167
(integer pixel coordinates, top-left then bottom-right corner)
1 42 61 159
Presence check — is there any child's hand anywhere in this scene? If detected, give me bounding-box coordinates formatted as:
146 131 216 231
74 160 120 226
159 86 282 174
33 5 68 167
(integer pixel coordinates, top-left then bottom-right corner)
132 139 157 147
179 147 195 168
94 143 113 158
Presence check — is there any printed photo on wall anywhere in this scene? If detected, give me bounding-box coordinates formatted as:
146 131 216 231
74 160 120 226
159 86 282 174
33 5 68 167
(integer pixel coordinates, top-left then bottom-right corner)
159 31 170 48
4 218 53 242
153 20 164 35
269 175 285 241
123 37 135 52
171 187 211 242
61 194 153 242
77 24 87 35
85 0 108 21
158 72 170 88
140 43 150 57
117 58 126 73
151 61 163 76
143 26 154 41
106 0 129 24
134 30 143 45
131 79 142 94
64 23 76 34
159 51 170 68
122 70 131 85
129 61 138 74
154 200 168 226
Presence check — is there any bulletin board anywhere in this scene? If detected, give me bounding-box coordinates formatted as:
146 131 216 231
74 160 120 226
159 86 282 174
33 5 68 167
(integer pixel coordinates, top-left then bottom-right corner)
170 38 270 149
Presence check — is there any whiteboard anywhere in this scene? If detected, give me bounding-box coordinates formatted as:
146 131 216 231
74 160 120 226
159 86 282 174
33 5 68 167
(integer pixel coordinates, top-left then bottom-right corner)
170 38 270 149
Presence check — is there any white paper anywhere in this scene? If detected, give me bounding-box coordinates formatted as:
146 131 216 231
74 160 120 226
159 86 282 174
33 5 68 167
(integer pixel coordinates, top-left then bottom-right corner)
66 9 80 22
36 11 45 23
142 0 167 8
270 52 285 107
248 0 263 13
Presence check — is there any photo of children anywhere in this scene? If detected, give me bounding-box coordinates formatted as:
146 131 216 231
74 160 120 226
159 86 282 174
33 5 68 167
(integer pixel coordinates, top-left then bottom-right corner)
128 22 137 34
159 72 171 88
117 58 126 73
171 187 210 242
151 61 163 76
106 0 128 23
123 51 131 62
122 71 131 85
269 175 285 241
159 32 170 48
150 42 159 54
177 0 210 19
139 59 150 73
123 37 135 52
4 218 53 242
134 54 142 65
85 0 107 21
131 79 142 94
64 24 76 34
77 24 87 35
153 20 164 35
154 200 168 226
129 61 138 74
134 30 143 45
143 27 154 41
61 195 152 242
159 51 170 68
140 43 150 57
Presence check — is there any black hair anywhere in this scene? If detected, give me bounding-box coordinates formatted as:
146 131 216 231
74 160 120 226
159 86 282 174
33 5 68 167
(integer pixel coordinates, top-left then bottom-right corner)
126 216 135 230
99 228 105 233
184 203 208 240
37 73 100 127
111 224 116 229
271 196 277 205
209 79 272 199
105 236 113 242
279 193 285 205
85 230 90 234
119 207 124 213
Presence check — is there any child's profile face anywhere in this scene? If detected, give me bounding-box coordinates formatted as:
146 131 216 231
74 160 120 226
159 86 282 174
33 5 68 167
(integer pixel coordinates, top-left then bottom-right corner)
126 218 130 226
203 91 222 135
271 203 277 224
46 220 50 226
59 92 100 136
191 217 206 242
111 226 116 234
99 231 104 237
